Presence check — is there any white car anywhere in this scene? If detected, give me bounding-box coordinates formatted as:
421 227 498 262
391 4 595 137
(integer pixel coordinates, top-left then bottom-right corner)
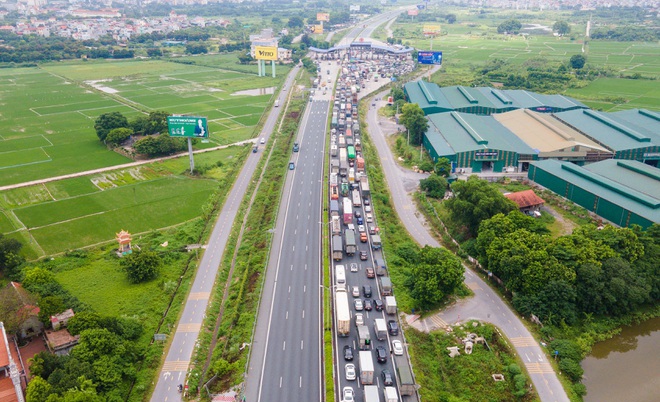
358 225 366 233
350 263 358 272
352 286 360 297
355 313 364 327
342 387 354 402
392 340 404 356
345 364 356 381
365 213 373 223
260 138 265 144
365 205 372 213
354 299 364 311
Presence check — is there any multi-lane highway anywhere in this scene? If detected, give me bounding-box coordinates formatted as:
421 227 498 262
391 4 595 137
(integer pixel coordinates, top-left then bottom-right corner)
245 95 330 401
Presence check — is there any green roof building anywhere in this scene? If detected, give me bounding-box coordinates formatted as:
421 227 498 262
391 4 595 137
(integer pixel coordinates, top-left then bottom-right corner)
528 159 660 228
403 81 587 115
424 112 537 173
552 109 660 166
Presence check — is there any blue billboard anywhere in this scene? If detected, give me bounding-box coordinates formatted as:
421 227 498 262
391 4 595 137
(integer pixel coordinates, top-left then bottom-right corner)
417 51 443 65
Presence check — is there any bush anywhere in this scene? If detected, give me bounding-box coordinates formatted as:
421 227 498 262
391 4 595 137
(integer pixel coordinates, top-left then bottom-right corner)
120 250 162 283
559 358 584 382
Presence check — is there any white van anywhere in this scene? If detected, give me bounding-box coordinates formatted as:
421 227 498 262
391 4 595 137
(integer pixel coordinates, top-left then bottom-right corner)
335 265 346 289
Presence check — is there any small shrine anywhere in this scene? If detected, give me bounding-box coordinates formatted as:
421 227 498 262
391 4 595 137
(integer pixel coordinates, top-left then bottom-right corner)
116 230 133 255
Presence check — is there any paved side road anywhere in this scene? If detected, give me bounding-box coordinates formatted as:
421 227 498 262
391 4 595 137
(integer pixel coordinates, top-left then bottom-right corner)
366 91 570 402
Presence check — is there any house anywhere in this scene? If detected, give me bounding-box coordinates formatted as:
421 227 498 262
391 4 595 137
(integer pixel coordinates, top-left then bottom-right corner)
0 322 25 402
45 329 79 356
504 189 545 216
50 309 75 331
5 283 42 340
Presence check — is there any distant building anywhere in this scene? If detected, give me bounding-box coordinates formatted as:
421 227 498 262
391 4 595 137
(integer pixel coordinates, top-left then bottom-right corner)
504 189 545 216
45 329 79 356
5 282 42 340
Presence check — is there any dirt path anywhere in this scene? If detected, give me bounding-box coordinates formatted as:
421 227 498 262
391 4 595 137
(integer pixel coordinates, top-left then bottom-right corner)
542 205 577 235
0 139 257 192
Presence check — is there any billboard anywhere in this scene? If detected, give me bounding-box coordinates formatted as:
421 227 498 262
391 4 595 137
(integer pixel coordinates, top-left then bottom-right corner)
417 51 443 65
167 116 209 138
423 24 441 35
407 9 419 16
317 12 330 22
254 46 278 61
312 25 324 34
349 5 361 12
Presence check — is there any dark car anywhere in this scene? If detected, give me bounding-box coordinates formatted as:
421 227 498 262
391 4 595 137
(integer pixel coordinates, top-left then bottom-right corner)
293 142 299 152
343 345 354 361
363 197 370 206
356 216 364 225
363 299 373 311
365 267 375 278
252 146 258 153
376 346 388 363
373 299 384 311
363 285 372 298
360 250 368 261
288 162 295 170
381 369 394 386
388 320 399 336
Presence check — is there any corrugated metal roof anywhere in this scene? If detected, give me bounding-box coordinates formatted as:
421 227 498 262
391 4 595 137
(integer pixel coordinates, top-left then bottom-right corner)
426 112 536 155
530 159 660 224
505 189 545 208
553 109 660 152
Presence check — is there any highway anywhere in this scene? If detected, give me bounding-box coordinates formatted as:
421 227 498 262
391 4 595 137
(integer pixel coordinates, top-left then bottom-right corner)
244 93 329 400
150 64 302 402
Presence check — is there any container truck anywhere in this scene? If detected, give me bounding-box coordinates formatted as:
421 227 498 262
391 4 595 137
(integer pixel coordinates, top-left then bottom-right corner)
383 386 398 402
364 386 380 402
395 357 417 396
330 172 338 186
347 146 356 161
331 143 338 157
348 168 355 184
330 200 339 217
375 258 387 276
339 148 348 176
359 351 375 385
341 180 350 197
336 289 350 336
352 189 362 208
374 318 387 341
342 198 353 225
330 185 339 200
360 176 370 196
338 135 346 149
355 139 362 152
357 325 371 350
345 128 353 138
379 276 393 296
332 235 343 261
331 216 341 236
344 229 357 256
385 296 397 315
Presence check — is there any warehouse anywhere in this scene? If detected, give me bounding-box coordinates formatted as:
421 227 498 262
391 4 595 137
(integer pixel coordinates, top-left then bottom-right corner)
424 112 537 173
493 109 613 164
403 81 587 115
528 159 659 229
553 109 660 166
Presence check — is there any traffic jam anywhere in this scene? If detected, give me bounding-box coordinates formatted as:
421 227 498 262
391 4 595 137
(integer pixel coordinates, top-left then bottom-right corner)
322 55 416 402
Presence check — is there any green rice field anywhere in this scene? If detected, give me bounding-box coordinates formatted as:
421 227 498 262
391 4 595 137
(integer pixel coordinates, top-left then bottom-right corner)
0 55 287 187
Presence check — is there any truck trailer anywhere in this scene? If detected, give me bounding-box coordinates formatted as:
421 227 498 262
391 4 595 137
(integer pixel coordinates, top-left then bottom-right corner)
374 318 387 341
335 289 350 337
342 198 353 225
359 351 374 385
352 189 362 208
332 235 343 261
395 356 417 396
363 386 380 402
344 229 357 256
357 325 371 350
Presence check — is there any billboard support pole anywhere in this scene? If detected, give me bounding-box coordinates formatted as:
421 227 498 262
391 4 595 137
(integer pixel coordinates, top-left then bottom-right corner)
187 138 194 174
272 60 276 78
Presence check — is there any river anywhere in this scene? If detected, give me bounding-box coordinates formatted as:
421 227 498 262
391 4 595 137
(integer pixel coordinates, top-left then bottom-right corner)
581 317 660 402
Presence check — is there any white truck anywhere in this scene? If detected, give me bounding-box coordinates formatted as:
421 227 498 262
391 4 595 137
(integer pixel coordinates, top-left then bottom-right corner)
274 99 279 107
383 386 398 402
359 351 374 385
352 189 361 208
385 296 397 315
374 318 387 341
336 289 350 337
363 385 380 402
331 216 341 236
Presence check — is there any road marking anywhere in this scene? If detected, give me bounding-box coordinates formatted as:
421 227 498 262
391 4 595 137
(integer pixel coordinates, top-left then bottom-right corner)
162 361 190 371
176 323 201 332
304 285 306 292
466 282 481 290
288 286 291 293
302 310 305 318
279 377 282 388
301 340 304 350
286 311 288 319
525 362 554 374
188 292 210 300
510 337 538 347
428 315 449 329
283 341 286 350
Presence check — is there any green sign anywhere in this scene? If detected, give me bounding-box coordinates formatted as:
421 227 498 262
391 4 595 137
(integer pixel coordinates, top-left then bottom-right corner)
167 116 209 138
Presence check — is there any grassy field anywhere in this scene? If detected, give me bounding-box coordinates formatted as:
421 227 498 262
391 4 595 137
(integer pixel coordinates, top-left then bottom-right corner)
1 146 247 257
0 54 286 187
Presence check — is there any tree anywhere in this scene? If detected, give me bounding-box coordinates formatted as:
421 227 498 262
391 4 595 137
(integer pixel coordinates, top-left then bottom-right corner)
418 160 434 173
105 127 133 147
0 284 35 335
434 157 452 177
237 53 254 65
67 311 102 336
446 14 457 24
553 21 571 35
94 112 129 142
390 87 405 102
419 174 448 199
559 358 584 382
120 250 162 283
0 233 23 276
288 16 304 28
399 103 428 146
497 20 522 34
37 295 66 325
405 247 464 310
26 376 52 402
445 176 517 237
569 54 586 69
146 48 162 57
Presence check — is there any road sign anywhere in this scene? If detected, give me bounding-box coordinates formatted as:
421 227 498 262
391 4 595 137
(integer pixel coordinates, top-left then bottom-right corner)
154 334 166 341
167 116 209 138
418 51 443 65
